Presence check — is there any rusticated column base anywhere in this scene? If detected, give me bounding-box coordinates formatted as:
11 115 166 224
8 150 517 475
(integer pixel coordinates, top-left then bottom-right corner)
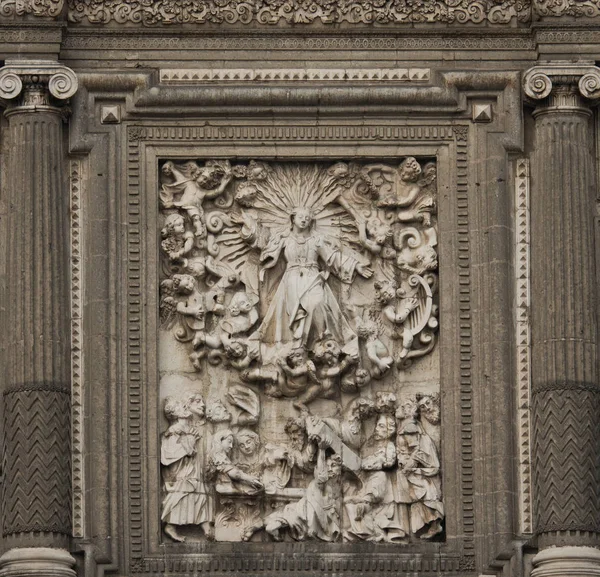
532 546 600 577
0 548 76 577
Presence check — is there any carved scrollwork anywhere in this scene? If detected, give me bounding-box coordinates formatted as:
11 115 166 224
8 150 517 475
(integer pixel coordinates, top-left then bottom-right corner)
48 69 79 100
579 71 600 99
523 70 553 100
0 0 64 17
0 72 23 100
0 61 78 105
67 0 529 25
523 64 600 103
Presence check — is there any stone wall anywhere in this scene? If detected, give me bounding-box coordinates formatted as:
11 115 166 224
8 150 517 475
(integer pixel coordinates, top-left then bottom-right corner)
1 4 600 577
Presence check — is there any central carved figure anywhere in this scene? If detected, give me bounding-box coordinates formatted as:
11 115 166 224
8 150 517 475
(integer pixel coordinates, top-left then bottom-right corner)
248 207 372 362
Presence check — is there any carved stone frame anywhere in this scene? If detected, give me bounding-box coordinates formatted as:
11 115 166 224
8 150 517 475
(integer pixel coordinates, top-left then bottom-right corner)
72 70 523 576
122 123 462 574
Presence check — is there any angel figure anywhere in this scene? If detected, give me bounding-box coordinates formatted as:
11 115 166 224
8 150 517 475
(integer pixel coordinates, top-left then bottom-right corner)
292 337 356 412
356 319 393 379
161 213 194 265
373 157 422 210
241 347 319 400
374 279 420 360
160 274 205 344
160 160 233 238
195 291 259 353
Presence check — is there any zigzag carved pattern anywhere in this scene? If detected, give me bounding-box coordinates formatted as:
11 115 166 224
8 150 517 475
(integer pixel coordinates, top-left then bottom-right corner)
2 386 72 536
532 386 600 533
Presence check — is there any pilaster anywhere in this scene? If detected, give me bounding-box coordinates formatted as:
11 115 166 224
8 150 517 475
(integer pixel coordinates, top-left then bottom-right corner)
0 61 77 577
524 63 600 575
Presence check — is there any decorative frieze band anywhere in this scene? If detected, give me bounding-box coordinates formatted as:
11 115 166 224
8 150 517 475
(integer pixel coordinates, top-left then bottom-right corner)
159 68 430 84
66 0 529 25
0 0 63 18
7 0 600 23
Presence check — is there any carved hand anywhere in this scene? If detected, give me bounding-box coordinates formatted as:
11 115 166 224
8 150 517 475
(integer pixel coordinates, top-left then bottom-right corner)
356 264 374 279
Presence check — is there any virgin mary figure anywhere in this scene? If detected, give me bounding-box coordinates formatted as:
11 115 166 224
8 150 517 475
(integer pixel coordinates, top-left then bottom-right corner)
248 207 372 363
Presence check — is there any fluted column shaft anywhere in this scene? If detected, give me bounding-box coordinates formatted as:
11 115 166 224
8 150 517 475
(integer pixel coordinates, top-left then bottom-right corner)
0 65 77 563
529 82 600 549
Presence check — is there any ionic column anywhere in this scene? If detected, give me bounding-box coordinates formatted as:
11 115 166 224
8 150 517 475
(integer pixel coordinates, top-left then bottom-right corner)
524 65 600 577
0 62 78 577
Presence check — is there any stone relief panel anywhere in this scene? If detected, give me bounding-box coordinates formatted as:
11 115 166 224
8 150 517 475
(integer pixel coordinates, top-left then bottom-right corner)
158 159 441 544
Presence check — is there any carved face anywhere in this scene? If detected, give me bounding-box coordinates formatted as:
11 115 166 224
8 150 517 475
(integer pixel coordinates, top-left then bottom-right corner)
397 399 418 420
292 209 312 231
285 424 306 450
231 296 253 316
161 162 173 176
235 184 258 207
196 166 222 189
418 395 440 424
352 398 375 420
374 281 396 305
357 320 378 340
374 414 396 441
327 456 342 478
376 392 397 414
355 368 371 388
187 395 205 418
399 157 422 182
226 341 246 359
237 432 259 456
328 162 349 178
164 214 185 236
288 349 305 367
222 433 234 453
174 274 196 295
366 218 391 245
206 401 231 423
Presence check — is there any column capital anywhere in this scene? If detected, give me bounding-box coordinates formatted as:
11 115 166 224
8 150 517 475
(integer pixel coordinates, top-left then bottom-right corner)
523 63 600 104
0 60 77 112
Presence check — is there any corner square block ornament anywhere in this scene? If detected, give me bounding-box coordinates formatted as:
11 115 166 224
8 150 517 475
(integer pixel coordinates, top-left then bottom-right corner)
158 160 442 544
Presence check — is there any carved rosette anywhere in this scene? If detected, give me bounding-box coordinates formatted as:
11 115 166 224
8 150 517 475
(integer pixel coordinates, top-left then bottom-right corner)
524 64 600 555
0 60 77 114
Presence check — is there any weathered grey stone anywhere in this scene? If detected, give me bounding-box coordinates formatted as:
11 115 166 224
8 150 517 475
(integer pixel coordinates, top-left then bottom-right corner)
1 7 600 577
